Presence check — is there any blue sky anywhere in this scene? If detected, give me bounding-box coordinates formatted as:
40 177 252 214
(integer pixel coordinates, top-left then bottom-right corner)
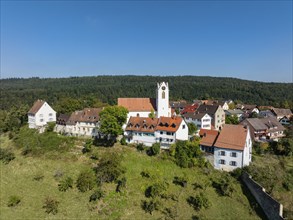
1 1 292 82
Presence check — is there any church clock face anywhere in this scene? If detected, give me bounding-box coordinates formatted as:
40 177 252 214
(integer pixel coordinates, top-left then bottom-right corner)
162 86 166 91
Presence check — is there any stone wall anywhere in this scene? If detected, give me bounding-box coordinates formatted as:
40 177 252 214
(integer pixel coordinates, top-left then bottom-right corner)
241 172 283 220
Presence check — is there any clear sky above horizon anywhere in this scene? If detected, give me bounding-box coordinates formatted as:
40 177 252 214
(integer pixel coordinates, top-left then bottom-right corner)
1 0 292 82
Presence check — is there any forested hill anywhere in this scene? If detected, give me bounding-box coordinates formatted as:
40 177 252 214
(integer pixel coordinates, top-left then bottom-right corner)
1 75 293 111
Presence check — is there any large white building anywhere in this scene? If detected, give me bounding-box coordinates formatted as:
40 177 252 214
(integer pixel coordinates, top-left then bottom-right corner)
124 116 188 148
119 82 188 148
28 100 56 132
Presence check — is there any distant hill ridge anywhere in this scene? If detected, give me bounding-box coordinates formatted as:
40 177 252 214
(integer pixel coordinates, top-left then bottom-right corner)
1 75 292 110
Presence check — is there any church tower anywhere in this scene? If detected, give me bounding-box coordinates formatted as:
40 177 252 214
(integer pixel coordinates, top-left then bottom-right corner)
156 82 171 117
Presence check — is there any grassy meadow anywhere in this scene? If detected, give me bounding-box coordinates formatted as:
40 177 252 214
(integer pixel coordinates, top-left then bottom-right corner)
1 134 262 219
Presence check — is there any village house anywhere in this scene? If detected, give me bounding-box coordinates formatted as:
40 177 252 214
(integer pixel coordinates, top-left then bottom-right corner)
225 109 244 121
195 104 225 130
180 103 200 115
213 125 252 171
119 82 188 148
199 125 252 171
183 112 212 130
170 100 187 114
65 108 102 137
124 116 188 148
241 117 285 141
28 100 56 132
271 108 292 125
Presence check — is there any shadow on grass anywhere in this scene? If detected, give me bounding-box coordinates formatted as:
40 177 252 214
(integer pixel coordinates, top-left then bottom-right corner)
239 182 268 220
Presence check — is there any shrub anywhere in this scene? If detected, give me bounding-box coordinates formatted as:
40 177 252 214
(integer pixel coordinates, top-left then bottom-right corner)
94 153 125 184
120 137 127 145
116 177 127 193
43 197 59 215
58 177 73 192
145 181 169 198
76 170 96 192
82 140 92 154
141 170 151 178
0 148 15 164
163 206 178 219
141 199 161 215
89 188 104 202
212 176 234 197
187 193 210 210
147 143 160 156
136 143 145 152
46 122 56 132
173 176 188 188
7 195 21 207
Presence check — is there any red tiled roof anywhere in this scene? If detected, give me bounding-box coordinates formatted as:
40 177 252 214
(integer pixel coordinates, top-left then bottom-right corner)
156 116 183 132
28 100 45 114
180 103 199 114
199 129 219 147
118 98 157 112
126 117 159 133
214 124 248 150
125 116 183 133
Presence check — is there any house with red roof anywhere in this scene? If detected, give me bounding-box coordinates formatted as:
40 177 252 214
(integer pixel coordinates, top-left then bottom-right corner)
213 125 252 171
28 100 56 132
124 115 188 148
199 125 252 171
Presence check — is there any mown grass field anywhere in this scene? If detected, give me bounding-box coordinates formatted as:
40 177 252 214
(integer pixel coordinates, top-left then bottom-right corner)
1 134 261 219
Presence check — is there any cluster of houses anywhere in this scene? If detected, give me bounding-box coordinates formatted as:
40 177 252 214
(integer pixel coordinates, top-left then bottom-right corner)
27 82 292 171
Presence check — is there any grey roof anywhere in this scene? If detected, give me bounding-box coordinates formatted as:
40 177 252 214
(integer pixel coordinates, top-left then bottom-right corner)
184 112 210 120
246 118 267 130
225 109 244 115
272 108 292 117
196 104 219 115
245 117 285 131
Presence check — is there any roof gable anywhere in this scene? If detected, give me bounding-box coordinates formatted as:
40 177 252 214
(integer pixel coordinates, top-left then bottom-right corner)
214 125 248 151
118 98 157 112
28 100 46 114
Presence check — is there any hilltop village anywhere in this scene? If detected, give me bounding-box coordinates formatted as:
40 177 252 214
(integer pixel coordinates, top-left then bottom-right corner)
27 82 292 172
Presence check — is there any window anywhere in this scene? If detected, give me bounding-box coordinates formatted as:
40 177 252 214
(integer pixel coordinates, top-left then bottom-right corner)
182 125 186 129
219 151 225 156
231 152 237 157
40 114 43 117
49 113 53 116
219 159 225 165
166 132 172 135
162 91 165 99
40 119 44 122
230 161 237 166
160 131 163 135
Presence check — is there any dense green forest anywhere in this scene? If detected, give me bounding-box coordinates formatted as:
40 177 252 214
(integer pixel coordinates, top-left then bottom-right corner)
1 75 292 133
1 75 293 110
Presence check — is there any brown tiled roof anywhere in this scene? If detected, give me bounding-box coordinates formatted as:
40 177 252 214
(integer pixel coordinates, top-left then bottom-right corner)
214 125 248 151
180 103 199 114
156 116 183 132
125 116 183 133
126 117 159 133
199 129 219 147
118 98 157 112
272 108 293 117
67 108 102 125
28 100 45 114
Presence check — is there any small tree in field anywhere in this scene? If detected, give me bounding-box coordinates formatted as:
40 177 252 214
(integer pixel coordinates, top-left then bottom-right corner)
76 170 96 192
43 197 59 215
148 143 160 156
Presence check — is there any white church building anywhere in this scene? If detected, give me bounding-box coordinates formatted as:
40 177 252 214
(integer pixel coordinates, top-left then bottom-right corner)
119 82 188 148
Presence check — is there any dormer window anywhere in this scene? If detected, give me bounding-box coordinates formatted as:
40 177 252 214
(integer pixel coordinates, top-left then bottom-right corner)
171 123 176 128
